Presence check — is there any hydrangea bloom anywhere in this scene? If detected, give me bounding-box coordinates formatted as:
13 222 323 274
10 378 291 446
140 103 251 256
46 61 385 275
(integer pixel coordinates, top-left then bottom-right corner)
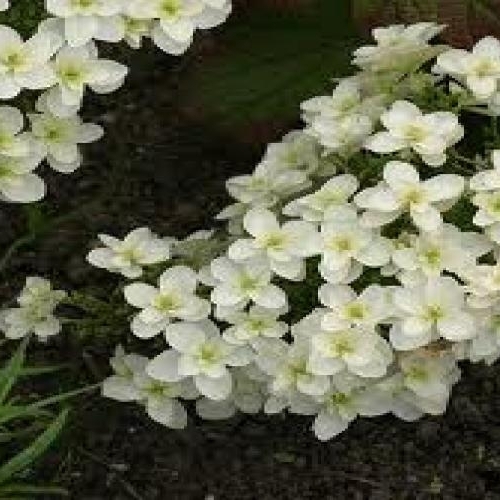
364 101 464 166
354 161 464 231
0 277 66 340
0 25 61 99
28 94 103 173
124 265 210 338
228 207 320 280
45 0 124 47
87 227 172 278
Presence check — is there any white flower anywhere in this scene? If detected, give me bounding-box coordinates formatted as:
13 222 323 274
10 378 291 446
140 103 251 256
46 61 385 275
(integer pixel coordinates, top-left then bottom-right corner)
364 101 464 166
301 79 364 123
283 174 359 223
256 335 330 399
296 310 393 379
147 320 252 401
133 367 196 428
354 161 464 231
102 345 196 428
0 26 61 99
219 305 288 347
0 277 66 340
258 130 320 176
390 277 476 350
196 365 266 420
45 0 124 46
0 1 8 12
49 42 128 110
471 190 500 243
319 209 391 284
0 153 45 203
28 95 103 173
209 256 287 310
124 265 210 338
318 283 391 330
398 351 460 414
391 224 491 280
128 0 205 55
312 374 389 441
353 22 444 72
226 164 309 209
87 227 171 278
306 113 373 155
435 37 500 103
0 106 30 158
228 207 320 280
102 345 148 402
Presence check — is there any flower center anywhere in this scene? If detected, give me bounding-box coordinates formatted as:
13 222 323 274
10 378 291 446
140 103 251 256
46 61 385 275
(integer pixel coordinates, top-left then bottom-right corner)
424 304 444 322
1 50 26 72
160 0 180 17
403 123 427 143
153 293 180 313
345 302 366 321
238 273 260 293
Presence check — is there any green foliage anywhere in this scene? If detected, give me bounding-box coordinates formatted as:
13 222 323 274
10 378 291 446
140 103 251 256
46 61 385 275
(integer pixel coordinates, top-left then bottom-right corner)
0 0 45 38
183 0 362 131
0 339 95 495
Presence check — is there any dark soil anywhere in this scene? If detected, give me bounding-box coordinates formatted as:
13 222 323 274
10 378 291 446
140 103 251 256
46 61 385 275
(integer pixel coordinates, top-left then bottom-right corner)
2 12 500 500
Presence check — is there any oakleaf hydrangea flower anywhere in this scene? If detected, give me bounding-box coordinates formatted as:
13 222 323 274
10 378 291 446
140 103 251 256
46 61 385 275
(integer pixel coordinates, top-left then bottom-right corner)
0 153 45 203
0 25 62 99
390 277 476 350
319 209 391 284
283 174 359 222
436 37 500 111
28 95 104 173
87 227 171 278
295 310 392 379
364 101 464 166
124 265 210 338
391 224 491 281
45 0 124 47
49 42 128 110
318 283 391 330
218 305 288 347
353 22 445 72
102 345 197 428
228 207 320 280
209 256 287 310
354 161 464 231
258 130 320 176
0 277 66 340
147 320 252 401
312 374 389 441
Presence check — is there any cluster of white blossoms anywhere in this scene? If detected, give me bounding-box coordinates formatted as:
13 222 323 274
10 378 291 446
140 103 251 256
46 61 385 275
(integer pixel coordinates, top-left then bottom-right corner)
0 0 232 203
45 0 231 54
6 19 500 442
94 24 500 441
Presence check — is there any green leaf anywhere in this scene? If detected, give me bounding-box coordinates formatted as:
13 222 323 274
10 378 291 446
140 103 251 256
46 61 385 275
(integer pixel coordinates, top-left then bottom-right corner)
0 484 68 497
0 408 69 485
0 405 51 427
0 338 29 405
182 0 361 131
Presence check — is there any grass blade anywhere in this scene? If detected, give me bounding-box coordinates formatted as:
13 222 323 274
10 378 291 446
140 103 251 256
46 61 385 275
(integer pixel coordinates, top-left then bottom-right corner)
0 408 68 485
0 338 29 405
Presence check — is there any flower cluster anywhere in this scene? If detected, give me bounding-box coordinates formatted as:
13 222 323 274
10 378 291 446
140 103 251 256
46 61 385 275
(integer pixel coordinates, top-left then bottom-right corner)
0 0 232 203
5 20 500 442
95 24 500 441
